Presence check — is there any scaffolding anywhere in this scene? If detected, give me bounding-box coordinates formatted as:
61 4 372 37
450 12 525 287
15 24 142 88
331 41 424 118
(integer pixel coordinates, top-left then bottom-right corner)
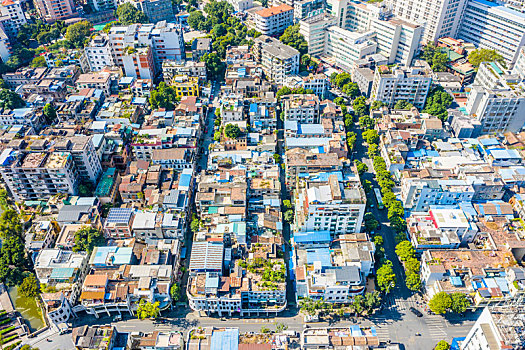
489 294 525 349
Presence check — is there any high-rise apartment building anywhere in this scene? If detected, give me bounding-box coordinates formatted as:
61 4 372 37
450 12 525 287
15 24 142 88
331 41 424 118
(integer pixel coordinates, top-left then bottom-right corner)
54 136 102 184
252 4 294 36
512 47 525 79
82 34 115 72
301 6 423 67
108 22 184 74
458 0 525 65
370 64 432 109
122 45 155 79
0 150 78 201
133 0 175 23
465 61 525 134
252 35 300 85
324 27 377 71
299 12 336 56
34 0 77 22
0 0 27 38
385 0 467 44
0 27 10 63
369 15 423 65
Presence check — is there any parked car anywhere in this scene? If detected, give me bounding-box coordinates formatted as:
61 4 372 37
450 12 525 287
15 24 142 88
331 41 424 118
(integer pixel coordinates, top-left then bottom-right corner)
409 307 423 317
113 314 122 322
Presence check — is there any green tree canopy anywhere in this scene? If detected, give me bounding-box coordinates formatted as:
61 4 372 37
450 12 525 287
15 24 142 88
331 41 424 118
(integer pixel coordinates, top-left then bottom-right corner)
342 82 360 98
284 210 294 223
170 283 181 302
450 292 470 313
187 10 205 30
363 212 378 232
370 101 387 110
0 89 25 110
65 21 92 48
149 82 179 110
116 3 148 25
353 96 369 117
394 100 413 110
421 44 449 72
283 200 293 209
201 52 225 80
136 299 160 320
0 209 23 239
0 235 28 285
405 272 421 291
364 291 381 311
43 103 57 124
279 24 308 56
429 292 452 315
332 73 351 89
422 86 453 122
395 241 415 261
353 295 365 315
435 340 450 350
363 130 379 145
355 160 368 176
73 226 105 255
377 260 396 293
31 56 47 68
468 48 506 68
224 124 241 139
19 274 41 298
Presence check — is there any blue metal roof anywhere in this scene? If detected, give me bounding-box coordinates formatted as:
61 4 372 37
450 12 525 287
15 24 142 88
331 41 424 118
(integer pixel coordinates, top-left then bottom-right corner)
294 231 331 244
92 246 133 265
450 276 463 287
210 329 239 350
306 248 332 267
106 208 134 223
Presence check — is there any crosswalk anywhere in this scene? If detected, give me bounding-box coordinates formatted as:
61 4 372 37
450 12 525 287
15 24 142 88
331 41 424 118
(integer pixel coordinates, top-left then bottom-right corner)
425 317 448 341
381 294 423 313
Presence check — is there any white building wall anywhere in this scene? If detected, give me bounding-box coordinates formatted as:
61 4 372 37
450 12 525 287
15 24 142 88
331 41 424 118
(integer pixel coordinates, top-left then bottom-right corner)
458 0 525 65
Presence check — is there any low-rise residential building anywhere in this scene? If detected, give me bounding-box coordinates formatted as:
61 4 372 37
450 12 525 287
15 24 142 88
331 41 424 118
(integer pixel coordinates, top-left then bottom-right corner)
407 208 478 250
103 208 135 239
162 60 207 82
284 74 330 97
302 327 380 348
34 249 89 310
170 75 200 98
281 94 320 124
187 243 287 316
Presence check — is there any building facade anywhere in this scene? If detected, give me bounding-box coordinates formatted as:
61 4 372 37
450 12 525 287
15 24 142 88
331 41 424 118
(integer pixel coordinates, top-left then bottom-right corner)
371 64 432 109
465 61 525 134
83 35 115 72
34 0 77 22
253 4 294 36
458 0 525 65
252 35 300 85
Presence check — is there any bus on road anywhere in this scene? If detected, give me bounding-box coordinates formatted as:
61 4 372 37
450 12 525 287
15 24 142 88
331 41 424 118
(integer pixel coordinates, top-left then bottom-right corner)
374 188 385 209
